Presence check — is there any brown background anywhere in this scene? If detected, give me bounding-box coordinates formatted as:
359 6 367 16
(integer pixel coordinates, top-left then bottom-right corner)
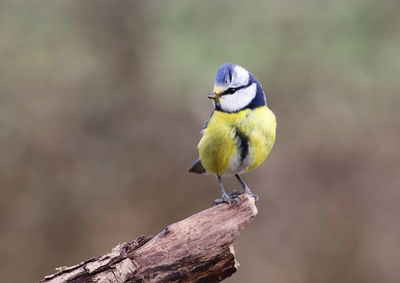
1 1 399 282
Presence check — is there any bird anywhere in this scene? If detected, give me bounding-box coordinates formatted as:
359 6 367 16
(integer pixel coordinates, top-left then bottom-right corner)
189 63 276 205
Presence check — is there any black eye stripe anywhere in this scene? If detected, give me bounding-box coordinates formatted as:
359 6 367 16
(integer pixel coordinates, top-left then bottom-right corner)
220 81 253 96
222 88 237 95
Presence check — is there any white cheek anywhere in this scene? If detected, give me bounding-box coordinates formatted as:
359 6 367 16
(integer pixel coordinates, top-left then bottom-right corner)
219 83 256 112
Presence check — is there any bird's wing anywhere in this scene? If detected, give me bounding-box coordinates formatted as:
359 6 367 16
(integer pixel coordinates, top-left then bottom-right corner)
188 112 215 174
202 111 215 129
188 158 207 174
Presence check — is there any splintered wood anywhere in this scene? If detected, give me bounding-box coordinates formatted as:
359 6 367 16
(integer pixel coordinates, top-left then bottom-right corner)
39 195 258 283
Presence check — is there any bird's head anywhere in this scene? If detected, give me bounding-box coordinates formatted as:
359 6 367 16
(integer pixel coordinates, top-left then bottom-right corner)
208 63 267 112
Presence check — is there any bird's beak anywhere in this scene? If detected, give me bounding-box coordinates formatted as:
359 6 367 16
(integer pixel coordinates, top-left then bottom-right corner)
208 86 224 100
207 92 219 100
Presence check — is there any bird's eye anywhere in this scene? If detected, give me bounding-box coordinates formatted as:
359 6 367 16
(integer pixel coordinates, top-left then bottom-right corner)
224 88 236 95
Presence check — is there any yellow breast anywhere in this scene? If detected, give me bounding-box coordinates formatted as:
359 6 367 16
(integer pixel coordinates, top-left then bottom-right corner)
198 106 276 175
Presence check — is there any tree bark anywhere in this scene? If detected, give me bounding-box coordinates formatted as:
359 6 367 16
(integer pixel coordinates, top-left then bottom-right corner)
39 194 258 283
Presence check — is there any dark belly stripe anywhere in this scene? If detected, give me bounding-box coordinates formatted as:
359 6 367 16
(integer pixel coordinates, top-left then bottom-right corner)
234 128 249 163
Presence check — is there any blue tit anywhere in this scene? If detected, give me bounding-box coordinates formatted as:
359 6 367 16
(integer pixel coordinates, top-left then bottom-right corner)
189 63 276 205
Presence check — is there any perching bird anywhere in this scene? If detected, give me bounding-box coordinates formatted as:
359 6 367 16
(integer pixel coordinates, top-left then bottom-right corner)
189 63 276 205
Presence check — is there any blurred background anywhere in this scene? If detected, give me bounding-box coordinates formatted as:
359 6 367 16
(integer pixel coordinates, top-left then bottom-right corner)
1 0 399 282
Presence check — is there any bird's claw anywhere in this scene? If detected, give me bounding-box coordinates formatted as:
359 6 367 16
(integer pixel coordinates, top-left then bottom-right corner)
250 193 260 201
228 190 259 201
229 190 243 197
213 194 241 207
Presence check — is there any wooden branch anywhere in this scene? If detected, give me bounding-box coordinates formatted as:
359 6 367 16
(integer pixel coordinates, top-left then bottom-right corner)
39 195 258 283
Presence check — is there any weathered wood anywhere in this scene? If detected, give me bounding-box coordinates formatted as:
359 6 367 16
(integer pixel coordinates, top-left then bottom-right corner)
39 194 258 283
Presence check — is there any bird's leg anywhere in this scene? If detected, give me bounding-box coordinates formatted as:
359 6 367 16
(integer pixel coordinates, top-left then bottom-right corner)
213 175 240 206
230 174 259 201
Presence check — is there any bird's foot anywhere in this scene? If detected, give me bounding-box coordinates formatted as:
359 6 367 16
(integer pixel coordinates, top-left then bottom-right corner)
249 192 260 201
229 189 259 201
213 193 241 207
229 190 243 197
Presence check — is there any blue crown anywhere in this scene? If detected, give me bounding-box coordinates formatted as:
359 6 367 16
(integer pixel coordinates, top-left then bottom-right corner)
215 63 236 85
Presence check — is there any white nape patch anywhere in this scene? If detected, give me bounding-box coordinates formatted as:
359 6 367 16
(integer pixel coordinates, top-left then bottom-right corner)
230 65 249 87
219 83 257 112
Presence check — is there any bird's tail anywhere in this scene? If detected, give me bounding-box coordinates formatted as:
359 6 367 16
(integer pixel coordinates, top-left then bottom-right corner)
188 158 207 174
